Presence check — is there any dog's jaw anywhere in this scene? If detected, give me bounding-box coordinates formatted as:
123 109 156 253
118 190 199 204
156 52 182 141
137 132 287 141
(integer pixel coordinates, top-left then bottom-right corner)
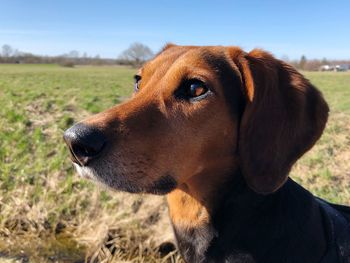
72 162 177 195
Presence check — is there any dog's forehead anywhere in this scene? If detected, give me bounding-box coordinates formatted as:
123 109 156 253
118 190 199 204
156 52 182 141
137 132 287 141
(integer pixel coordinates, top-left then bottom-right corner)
141 46 234 78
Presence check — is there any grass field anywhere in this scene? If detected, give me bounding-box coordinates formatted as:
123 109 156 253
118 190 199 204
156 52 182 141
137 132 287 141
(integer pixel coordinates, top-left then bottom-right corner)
0 64 349 262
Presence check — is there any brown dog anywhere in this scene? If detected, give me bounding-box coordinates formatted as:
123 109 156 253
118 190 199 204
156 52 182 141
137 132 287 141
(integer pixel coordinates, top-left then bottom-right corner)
64 45 350 262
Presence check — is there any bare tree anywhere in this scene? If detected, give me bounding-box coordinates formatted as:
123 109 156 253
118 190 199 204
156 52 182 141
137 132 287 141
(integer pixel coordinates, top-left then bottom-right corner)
299 55 307 70
2 44 13 57
67 50 79 58
321 58 329 65
118 42 153 65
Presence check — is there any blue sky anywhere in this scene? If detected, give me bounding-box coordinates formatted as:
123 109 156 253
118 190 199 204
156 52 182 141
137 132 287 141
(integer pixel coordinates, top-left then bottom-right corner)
0 0 349 59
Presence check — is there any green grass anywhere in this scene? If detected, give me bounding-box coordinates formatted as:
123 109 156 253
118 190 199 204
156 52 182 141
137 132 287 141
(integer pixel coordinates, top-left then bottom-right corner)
0 65 349 262
290 71 350 204
0 64 181 262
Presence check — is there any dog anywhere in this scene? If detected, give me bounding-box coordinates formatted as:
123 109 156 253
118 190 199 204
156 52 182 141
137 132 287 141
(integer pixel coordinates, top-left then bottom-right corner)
63 44 350 263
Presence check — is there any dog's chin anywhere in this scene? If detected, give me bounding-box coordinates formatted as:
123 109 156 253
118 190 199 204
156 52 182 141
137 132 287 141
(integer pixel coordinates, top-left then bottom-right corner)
73 163 96 180
72 163 177 195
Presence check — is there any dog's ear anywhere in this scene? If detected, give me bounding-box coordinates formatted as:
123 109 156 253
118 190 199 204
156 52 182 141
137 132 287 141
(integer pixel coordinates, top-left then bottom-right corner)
233 49 329 194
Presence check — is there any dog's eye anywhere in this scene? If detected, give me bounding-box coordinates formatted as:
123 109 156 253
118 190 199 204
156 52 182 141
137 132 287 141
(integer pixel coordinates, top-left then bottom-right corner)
175 79 209 101
188 82 208 98
134 75 141 92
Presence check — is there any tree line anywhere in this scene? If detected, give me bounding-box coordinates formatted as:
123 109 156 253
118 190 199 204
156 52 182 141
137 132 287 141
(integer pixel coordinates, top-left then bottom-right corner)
0 42 154 67
0 43 348 71
285 55 350 71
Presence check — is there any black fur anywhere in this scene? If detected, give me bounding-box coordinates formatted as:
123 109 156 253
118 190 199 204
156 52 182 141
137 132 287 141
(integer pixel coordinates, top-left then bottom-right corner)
172 172 350 263
173 223 216 263
147 174 177 195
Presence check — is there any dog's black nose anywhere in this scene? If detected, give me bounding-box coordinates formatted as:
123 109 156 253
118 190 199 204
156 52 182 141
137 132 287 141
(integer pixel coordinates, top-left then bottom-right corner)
63 123 106 166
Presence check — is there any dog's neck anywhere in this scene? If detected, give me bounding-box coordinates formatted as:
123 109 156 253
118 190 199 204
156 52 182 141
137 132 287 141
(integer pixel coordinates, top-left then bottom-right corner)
167 169 232 262
167 170 328 263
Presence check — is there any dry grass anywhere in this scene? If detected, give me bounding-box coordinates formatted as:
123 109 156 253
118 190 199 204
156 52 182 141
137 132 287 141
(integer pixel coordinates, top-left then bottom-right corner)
291 71 350 204
0 65 349 262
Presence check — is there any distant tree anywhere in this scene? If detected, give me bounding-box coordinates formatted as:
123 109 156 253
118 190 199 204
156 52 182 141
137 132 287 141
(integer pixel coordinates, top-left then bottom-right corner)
91 54 103 65
67 50 79 58
80 52 88 64
304 59 322 71
13 49 20 57
321 57 329 65
2 44 13 57
299 55 307 70
118 42 153 65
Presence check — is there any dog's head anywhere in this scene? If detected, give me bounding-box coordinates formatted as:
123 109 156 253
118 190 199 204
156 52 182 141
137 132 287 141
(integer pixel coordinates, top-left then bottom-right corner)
64 45 328 194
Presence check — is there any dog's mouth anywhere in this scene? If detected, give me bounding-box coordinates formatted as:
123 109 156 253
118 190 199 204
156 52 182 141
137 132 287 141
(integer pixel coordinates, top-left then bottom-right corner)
72 162 177 195
73 163 95 180
68 149 81 166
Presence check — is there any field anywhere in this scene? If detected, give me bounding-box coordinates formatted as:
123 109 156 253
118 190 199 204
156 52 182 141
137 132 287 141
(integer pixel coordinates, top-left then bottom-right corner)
0 64 349 262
